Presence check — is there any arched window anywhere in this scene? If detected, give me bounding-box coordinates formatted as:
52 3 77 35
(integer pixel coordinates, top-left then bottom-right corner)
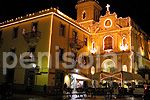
104 36 113 50
102 59 116 73
122 37 127 46
82 11 86 20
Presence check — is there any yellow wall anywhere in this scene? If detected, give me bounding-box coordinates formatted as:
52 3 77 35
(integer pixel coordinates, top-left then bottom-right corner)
0 13 52 85
14 69 25 84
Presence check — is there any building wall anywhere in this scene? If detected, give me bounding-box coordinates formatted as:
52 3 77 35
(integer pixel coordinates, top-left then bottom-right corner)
131 20 150 71
88 11 132 73
48 13 91 87
0 0 150 91
0 14 53 88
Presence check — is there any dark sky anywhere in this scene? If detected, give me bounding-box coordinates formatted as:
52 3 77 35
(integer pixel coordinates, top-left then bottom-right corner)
0 0 150 35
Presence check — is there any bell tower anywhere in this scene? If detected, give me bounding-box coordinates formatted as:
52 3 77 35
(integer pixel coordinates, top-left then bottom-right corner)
75 0 102 28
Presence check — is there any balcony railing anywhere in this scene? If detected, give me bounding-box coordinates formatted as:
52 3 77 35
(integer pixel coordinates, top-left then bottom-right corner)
23 31 41 44
69 38 85 50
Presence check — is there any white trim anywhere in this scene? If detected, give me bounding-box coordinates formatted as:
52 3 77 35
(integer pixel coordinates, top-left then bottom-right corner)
0 11 90 35
122 37 127 45
79 20 94 24
0 12 54 28
104 18 112 28
82 10 86 20
103 35 114 51
54 13 90 34
48 14 54 68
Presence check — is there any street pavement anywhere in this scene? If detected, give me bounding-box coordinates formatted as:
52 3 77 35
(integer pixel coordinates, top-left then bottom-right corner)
11 93 143 100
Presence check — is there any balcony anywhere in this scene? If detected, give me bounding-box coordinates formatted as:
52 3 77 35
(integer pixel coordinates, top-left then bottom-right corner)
23 31 41 44
69 38 85 50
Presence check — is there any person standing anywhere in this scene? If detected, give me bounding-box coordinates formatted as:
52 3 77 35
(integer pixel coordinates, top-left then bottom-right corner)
43 84 47 93
64 83 67 89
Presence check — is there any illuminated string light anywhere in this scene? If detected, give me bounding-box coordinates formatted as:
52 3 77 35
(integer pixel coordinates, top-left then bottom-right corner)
120 37 128 51
90 41 97 54
0 8 90 35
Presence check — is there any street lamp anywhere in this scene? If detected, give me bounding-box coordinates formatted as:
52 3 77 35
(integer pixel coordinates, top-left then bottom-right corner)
91 66 95 75
32 63 36 68
90 41 97 54
91 66 95 88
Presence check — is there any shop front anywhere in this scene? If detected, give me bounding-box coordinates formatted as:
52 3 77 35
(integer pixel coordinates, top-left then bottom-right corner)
70 73 91 91
64 73 91 91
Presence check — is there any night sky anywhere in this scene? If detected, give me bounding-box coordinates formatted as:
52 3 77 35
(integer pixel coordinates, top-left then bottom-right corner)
0 0 150 35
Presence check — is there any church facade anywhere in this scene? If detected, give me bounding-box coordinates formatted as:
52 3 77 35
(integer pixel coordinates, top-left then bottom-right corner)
0 0 150 92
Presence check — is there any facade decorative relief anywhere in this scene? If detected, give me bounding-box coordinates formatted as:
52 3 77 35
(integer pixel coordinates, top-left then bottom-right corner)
89 11 131 34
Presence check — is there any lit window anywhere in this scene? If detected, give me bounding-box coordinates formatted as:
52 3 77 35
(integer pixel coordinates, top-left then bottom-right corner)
90 41 97 54
91 66 95 75
110 67 115 73
120 37 128 51
104 36 113 50
123 65 127 72
59 23 65 37
123 37 127 46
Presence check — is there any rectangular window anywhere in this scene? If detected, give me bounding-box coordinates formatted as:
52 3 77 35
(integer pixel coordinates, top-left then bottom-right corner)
74 52 77 61
59 23 65 37
29 46 36 59
104 37 113 50
0 31 2 40
59 48 64 61
29 46 36 53
9 48 16 62
83 56 87 65
84 35 87 46
72 31 78 43
72 31 78 39
12 27 18 39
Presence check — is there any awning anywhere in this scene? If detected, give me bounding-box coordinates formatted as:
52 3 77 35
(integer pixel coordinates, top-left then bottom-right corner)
93 71 112 80
93 71 145 82
132 73 145 82
71 73 91 81
116 71 145 81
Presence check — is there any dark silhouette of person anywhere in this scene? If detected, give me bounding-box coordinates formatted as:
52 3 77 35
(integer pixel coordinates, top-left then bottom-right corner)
64 83 67 89
43 84 47 93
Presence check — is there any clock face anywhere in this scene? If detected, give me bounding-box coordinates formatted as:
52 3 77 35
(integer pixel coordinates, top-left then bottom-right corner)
104 19 112 28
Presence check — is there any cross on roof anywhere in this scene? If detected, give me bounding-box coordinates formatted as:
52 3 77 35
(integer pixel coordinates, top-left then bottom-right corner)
106 4 110 11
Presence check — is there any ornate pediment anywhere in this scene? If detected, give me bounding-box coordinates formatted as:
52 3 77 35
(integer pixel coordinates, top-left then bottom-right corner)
89 11 131 34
